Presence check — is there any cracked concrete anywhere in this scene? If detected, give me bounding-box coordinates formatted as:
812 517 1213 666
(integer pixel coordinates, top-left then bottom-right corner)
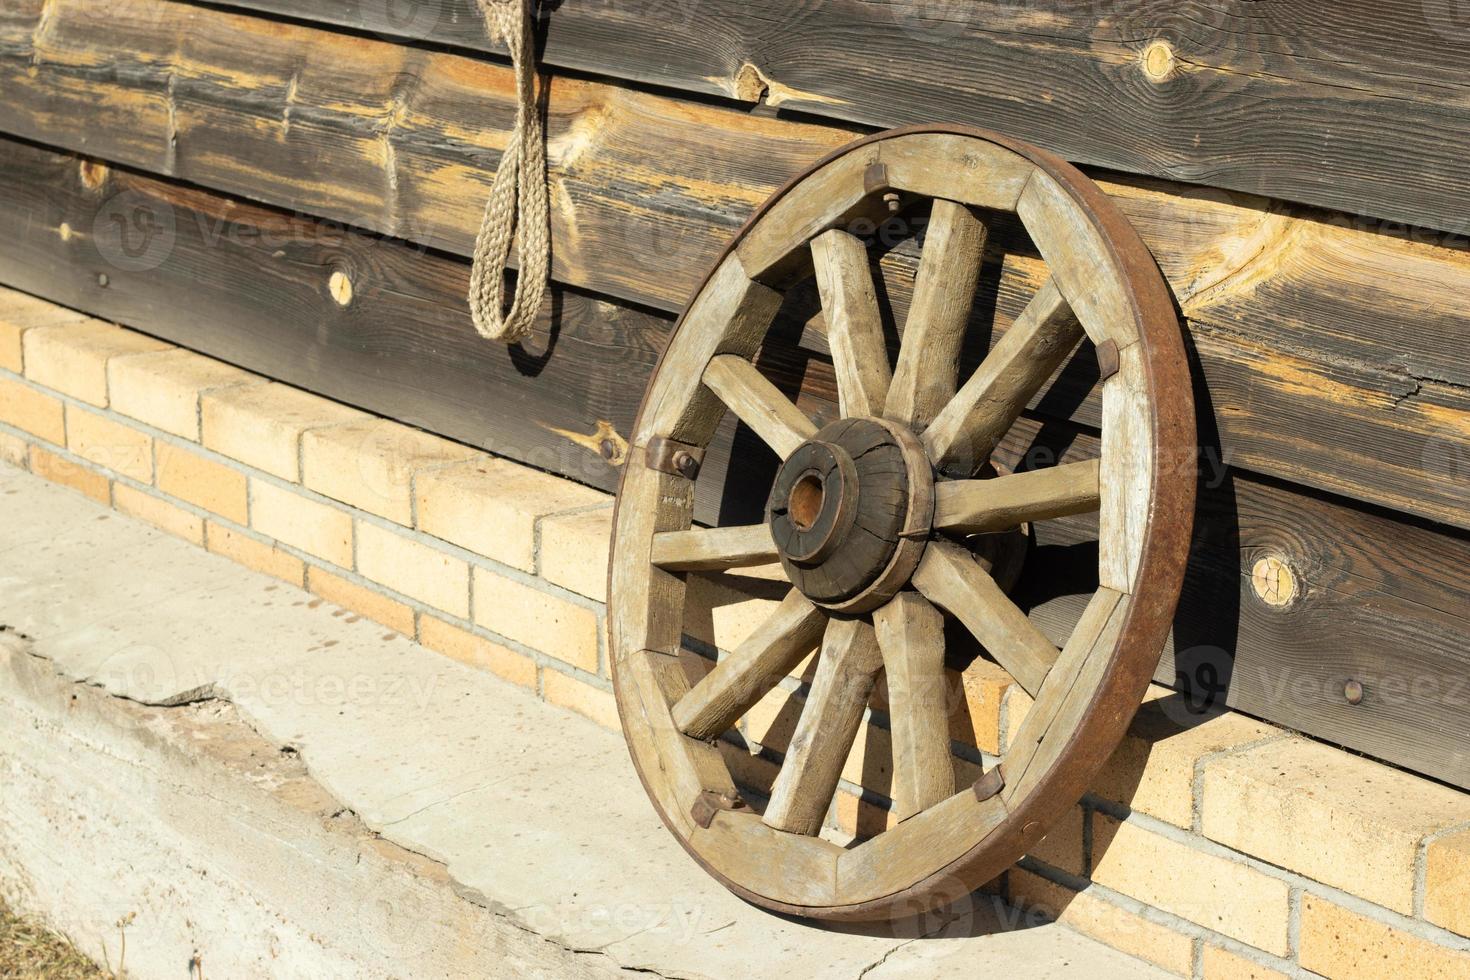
0 463 1168 978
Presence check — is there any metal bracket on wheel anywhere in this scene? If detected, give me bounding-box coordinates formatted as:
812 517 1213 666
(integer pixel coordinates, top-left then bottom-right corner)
645 436 704 480
972 765 1006 802
691 790 747 829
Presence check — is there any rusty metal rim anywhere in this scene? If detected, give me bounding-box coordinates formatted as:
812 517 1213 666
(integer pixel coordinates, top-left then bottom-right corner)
606 123 1196 922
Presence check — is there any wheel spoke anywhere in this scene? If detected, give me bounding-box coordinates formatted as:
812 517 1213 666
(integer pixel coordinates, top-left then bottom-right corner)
910 541 1057 697
703 353 818 459
922 278 1083 473
651 524 780 572
933 459 1101 535
763 616 883 836
884 199 988 430
872 592 954 820
812 229 891 418
673 588 826 739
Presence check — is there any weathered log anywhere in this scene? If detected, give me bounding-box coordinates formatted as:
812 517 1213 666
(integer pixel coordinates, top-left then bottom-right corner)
2 137 1468 792
1 0 1467 528
210 0 1470 237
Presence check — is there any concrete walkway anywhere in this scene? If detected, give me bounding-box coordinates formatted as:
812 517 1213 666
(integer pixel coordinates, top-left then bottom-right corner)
0 463 1169 978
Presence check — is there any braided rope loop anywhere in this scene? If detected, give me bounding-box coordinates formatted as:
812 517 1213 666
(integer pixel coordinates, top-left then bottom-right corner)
469 0 550 344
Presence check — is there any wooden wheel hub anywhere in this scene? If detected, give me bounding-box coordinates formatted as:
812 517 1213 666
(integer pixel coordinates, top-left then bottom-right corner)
609 125 1195 922
767 418 934 612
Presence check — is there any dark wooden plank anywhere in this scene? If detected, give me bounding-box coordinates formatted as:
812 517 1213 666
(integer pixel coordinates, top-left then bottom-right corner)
2 136 1468 791
0 0 850 310
3 0 1468 531
0 134 816 524
0 138 656 490
206 0 1470 237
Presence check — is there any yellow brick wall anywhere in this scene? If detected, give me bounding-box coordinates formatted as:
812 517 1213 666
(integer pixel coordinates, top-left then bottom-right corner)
3 285 1470 977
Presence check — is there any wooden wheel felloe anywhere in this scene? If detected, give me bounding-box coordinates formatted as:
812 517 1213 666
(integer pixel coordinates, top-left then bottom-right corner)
608 126 1195 921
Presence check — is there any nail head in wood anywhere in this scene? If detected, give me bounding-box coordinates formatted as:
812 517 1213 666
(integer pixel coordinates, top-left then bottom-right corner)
972 765 1006 802
1343 679 1365 705
1096 339 1120 381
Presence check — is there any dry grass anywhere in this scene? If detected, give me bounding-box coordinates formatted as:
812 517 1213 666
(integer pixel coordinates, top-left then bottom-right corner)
0 897 106 979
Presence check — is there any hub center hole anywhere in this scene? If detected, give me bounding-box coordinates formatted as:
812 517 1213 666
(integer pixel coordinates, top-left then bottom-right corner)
788 473 825 531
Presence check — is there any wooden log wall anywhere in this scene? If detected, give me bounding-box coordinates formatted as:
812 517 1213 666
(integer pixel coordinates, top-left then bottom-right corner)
210 0 1470 236
3 0 1467 529
1 0 1468 787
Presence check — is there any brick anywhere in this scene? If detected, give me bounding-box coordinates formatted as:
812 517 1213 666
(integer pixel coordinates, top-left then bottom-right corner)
204 522 305 587
1009 869 1195 977
306 567 415 636
1300 895 1470 980
841 720 893 794
1090 813 1290 954
1201 737 1470 913
113 484 204 545
1427 827 1470 938
683 568 788 652
1094 703 1280 829
1029 805 1086 877
202 383 366 481
0 378 65 443
542 669 619 731
419 616 536 690
0 289 85 372
28 445 109 503
249 479 353 567
834 790 899 839
355 522 470 618
735 650 821 755
949 659 1012 755
1002 685 1033 753
743 681 805 754
720 741 781 799
0 430 25 467
415 458 607 571
155 442 249 523
65 405 152 482
536 505 614 601
0 324 15 373
303 418 480 524
472 569 599 673
108 348 261 439
1201 945 1289 980
23 320 170 405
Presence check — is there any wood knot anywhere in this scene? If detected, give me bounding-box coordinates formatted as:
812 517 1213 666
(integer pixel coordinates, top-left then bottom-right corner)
79 159 108 190
1251 555 1298 608
1140 40 1177 83
328 270 353 307
732 62 770 104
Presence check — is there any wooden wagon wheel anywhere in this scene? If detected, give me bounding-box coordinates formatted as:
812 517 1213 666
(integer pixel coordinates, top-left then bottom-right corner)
608 125 1195 921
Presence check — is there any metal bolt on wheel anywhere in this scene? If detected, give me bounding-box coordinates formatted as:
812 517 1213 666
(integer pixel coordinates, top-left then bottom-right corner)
608 126 1195 921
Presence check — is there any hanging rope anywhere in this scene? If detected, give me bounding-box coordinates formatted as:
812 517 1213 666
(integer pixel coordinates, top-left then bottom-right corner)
468 0 549 344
